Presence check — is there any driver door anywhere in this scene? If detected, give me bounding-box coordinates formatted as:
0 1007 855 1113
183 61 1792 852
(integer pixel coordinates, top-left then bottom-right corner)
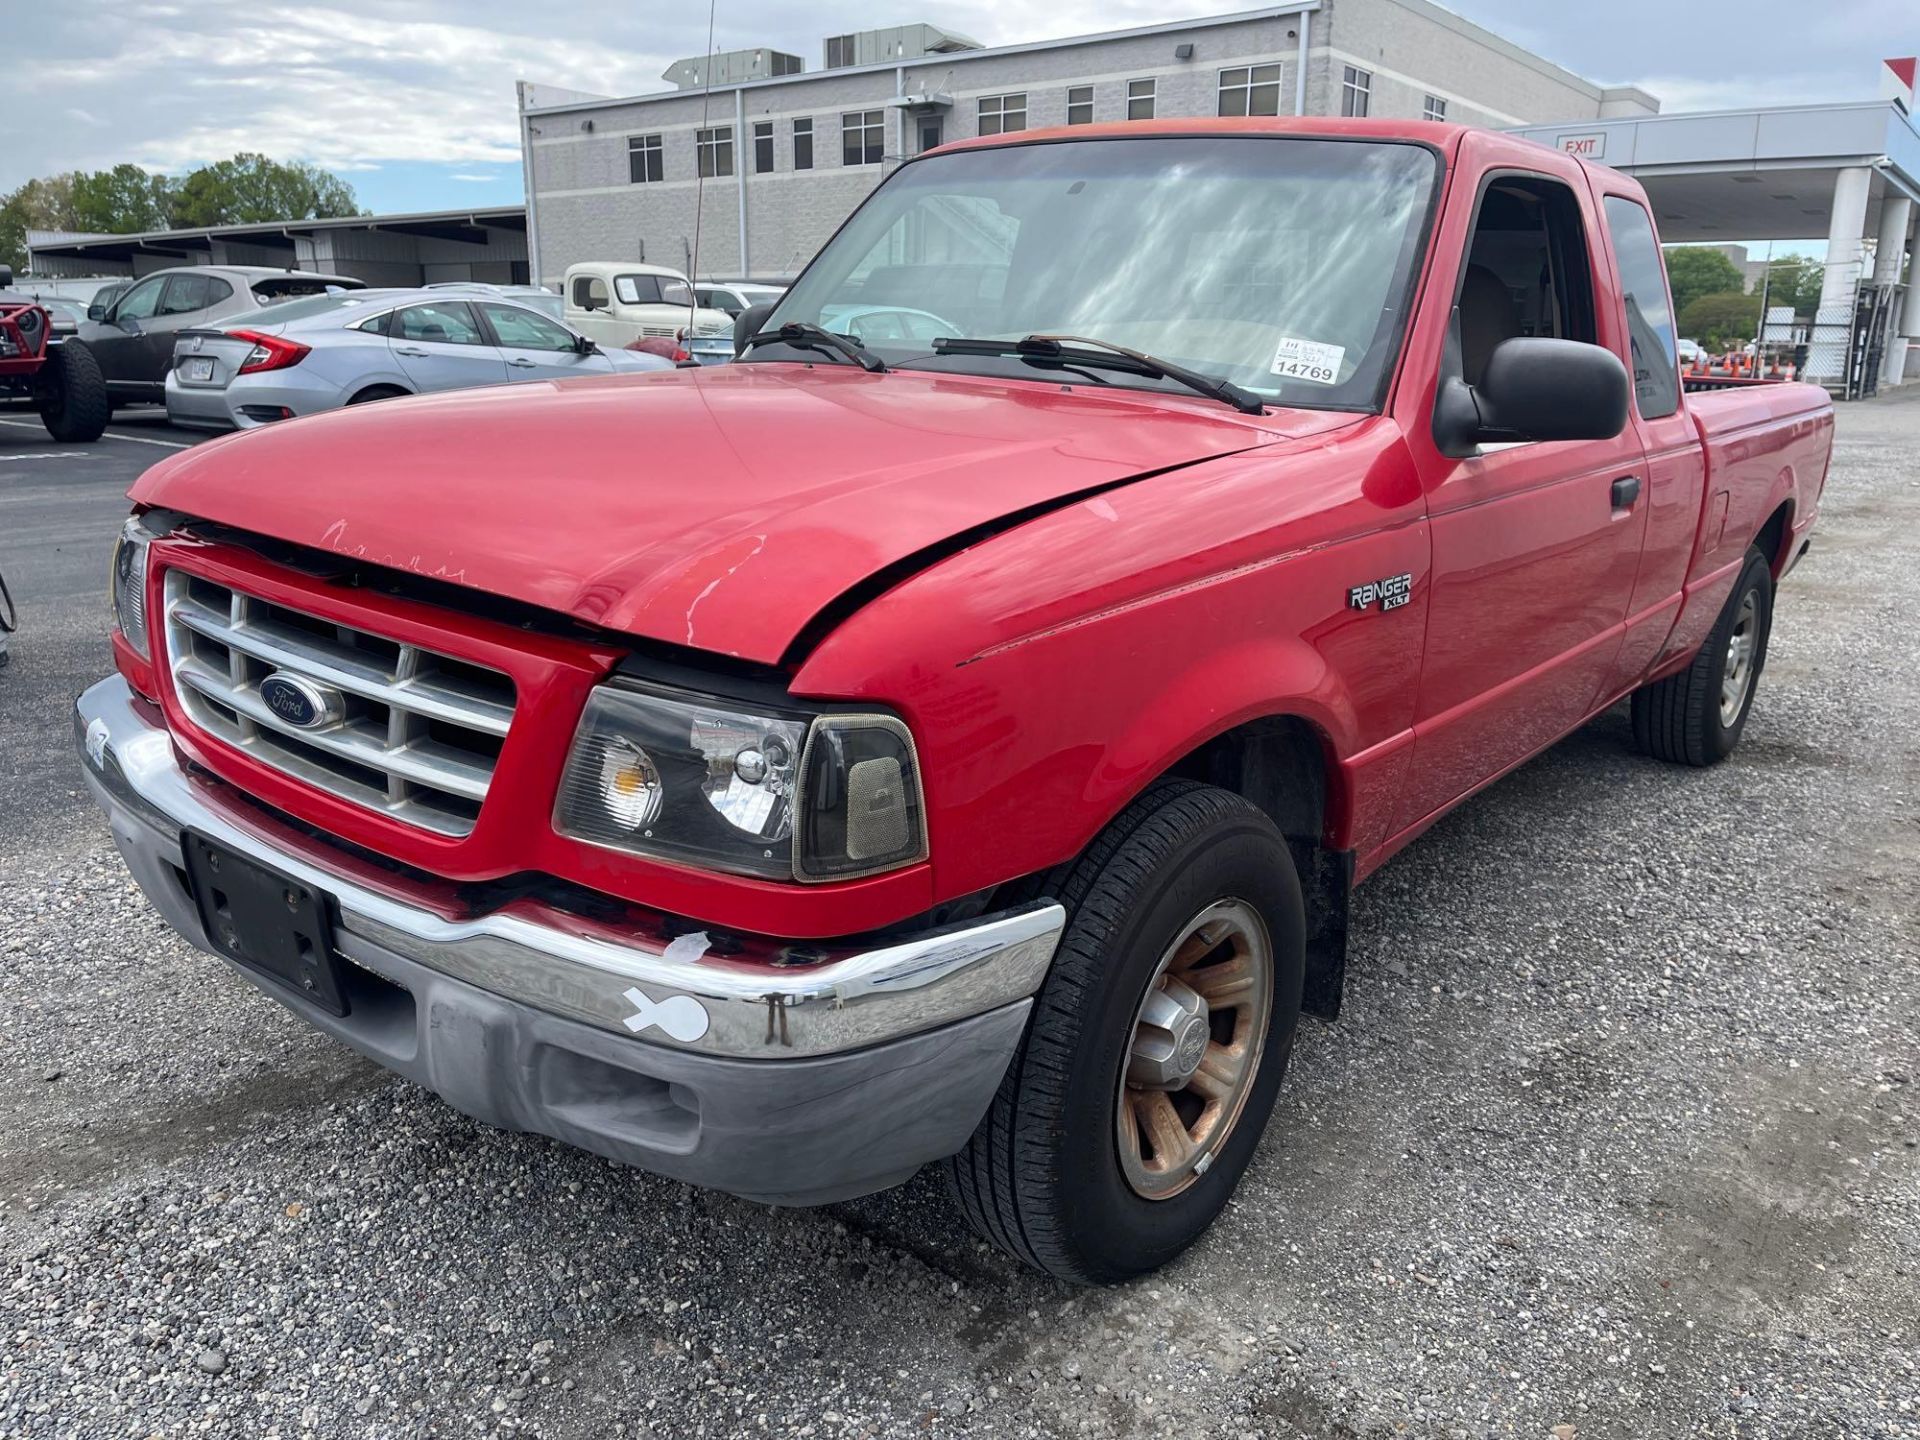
89 273 169 394
1395 148 1650 832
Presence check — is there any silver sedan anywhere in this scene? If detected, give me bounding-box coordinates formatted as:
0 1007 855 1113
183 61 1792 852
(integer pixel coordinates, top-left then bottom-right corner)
165 290 671 431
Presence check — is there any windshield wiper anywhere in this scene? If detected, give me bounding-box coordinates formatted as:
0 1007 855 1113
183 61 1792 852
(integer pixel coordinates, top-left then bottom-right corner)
743 321 888 373
930 334 1264 415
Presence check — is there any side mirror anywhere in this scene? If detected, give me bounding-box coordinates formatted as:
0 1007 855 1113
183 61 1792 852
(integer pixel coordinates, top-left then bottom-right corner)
0 264 13 288
88 302 108 321
574 333 598 355
733 302 775 357
1434 336 1628 459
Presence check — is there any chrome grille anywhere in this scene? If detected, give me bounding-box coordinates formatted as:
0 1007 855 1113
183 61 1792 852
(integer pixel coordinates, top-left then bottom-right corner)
162 570 516 836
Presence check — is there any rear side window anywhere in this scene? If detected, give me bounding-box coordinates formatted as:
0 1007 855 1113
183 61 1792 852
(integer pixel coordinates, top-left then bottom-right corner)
158 273 232 316
1602 196 1680 419
392 302 486 345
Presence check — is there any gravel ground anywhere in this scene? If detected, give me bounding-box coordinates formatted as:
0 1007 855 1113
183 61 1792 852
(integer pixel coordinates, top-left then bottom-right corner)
1 394 1916 1439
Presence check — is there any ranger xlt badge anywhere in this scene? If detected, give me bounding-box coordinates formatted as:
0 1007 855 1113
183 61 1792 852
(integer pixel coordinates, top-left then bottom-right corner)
1349 573 1413 612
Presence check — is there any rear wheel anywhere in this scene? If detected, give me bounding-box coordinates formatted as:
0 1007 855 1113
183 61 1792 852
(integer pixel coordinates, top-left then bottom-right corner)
1632 545 1774 765
346 385 408 407
945 781 1305 1284
34 342 109 443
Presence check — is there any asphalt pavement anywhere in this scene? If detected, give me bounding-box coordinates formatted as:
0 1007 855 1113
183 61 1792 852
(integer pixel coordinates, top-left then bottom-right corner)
0 394 1914 1439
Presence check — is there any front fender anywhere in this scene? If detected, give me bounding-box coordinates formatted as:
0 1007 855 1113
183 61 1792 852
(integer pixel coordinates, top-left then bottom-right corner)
795 424 1429 906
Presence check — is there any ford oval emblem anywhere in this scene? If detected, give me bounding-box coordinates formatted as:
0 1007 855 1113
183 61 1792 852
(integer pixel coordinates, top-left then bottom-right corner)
258 672 343 730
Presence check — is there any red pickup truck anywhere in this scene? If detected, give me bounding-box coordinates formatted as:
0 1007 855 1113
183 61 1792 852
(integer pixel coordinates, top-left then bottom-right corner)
78 119 1831 1283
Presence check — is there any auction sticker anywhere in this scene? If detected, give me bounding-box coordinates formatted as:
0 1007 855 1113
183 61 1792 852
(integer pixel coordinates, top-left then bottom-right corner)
1269 336 1345 384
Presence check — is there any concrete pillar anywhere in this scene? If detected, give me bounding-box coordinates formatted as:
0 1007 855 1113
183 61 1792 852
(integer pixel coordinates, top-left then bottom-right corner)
1890 206 1920 385
1806 166 1873 386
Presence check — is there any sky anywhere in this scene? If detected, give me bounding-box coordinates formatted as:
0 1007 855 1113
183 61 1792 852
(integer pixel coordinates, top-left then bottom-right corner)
2 0 1915 217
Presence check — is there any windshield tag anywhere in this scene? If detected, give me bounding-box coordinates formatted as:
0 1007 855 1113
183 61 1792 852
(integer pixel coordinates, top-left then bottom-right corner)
1270 337 1344 385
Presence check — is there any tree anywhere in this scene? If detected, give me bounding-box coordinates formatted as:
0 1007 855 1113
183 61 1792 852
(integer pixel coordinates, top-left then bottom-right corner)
1663 246 1748 319
0 175 79 271
1678 291 1762 352
169 153 361 228
1753 256 1824 319
71 164 174 235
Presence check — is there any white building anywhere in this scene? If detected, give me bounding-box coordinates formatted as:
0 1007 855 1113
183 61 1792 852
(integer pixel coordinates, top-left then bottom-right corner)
519 1 1659 286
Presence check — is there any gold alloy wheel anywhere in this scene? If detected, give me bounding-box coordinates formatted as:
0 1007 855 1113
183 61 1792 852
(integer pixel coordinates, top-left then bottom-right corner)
1115 898 1274 1200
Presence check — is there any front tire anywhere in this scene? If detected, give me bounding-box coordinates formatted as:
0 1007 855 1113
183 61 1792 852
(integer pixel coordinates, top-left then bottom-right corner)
945 781 1305 1284
34 342 110 443
1632 545 1774 766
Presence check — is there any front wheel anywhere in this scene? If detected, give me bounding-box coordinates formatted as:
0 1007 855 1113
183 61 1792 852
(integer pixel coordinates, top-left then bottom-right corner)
945 781 1305 1284
34 342 110 443
1632 545 1774 766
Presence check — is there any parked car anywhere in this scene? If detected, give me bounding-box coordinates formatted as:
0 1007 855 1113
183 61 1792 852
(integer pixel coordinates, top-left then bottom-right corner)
563 261 734 362
80 266 364 406
694 281 786 317
1676 337 1704 365
164 289 669 430
80 118 1831 1286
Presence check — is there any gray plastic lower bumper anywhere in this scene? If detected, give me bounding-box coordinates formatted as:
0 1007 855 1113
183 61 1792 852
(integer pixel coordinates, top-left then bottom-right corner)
74 675 1056 1204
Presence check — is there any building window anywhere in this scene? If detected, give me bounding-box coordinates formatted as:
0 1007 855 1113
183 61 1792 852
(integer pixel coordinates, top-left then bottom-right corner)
753 120 774 173
1067 85 1094 125
842 109 885 166
1341 66 1372 118
1126 79 1156 121
977 93 1027 136
627 134 663 184
825 33 855 69
1218 64 1282 117
696 125 734 178
1423 94 1447 122
792 117 813 170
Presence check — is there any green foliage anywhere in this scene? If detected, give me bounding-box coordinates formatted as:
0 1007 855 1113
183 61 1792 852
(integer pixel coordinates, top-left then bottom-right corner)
169 153 361 228
1663 246 1748 320
0 175 78 271
1678 291 1762 352
0 155 361 270
71 164 173 234
1753 256 1824 319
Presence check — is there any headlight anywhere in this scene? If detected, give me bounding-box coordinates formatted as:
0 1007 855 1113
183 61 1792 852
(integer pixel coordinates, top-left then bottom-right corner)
110 516 152 658
555 684 927 882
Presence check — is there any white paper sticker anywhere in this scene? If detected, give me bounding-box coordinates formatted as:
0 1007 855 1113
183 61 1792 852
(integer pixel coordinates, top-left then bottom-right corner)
1269 336 1346 385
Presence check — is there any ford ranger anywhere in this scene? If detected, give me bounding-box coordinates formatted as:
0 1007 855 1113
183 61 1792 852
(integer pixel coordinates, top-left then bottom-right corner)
76 119 1833 1284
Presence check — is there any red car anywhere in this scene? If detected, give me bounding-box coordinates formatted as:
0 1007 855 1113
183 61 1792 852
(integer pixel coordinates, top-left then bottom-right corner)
78 119 1831 1283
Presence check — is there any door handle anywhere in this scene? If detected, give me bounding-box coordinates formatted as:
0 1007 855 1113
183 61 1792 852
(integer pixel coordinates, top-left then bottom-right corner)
393 346 428 357
507 356 537 368
1610 475 1642 509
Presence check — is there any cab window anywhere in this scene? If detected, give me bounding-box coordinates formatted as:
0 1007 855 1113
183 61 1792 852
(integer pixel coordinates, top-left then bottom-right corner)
571 274 611 311
1455 176 1596 387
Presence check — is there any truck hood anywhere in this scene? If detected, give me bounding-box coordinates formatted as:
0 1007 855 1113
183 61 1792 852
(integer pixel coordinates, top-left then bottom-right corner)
132 365 1352 664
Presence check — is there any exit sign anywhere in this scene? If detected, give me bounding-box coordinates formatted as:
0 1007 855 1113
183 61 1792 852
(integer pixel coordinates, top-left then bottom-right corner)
1557 132 1607 159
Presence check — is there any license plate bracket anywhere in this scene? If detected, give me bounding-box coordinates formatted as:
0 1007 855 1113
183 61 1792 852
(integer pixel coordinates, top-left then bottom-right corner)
181 833 350 1016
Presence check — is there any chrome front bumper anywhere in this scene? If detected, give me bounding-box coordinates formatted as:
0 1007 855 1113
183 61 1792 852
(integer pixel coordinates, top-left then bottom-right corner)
74 675 1063 1061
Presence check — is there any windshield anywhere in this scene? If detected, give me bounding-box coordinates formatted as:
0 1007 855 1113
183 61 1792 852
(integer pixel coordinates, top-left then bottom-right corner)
758 136 1439 410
